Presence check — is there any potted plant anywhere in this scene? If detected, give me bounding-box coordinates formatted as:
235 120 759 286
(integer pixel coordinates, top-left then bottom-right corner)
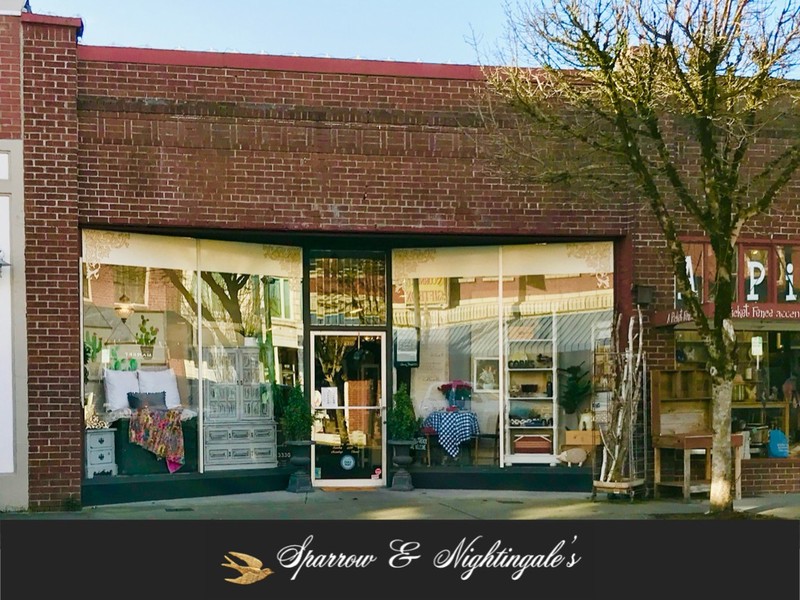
83 331 103 382
134 315 158 359
558 362 592 415
280 383 316 493
386 383 418 491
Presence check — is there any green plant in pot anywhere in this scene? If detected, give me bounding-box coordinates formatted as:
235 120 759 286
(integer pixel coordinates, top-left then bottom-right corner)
387 383 418 491
558 362 592 415
134 315 158 359
280 383 315 493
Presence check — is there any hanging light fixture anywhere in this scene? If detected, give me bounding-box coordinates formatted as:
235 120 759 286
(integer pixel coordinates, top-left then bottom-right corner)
114 265 135 322
114 293 134 322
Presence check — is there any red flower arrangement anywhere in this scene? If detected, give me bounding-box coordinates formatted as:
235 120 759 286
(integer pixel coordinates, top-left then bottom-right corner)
438 379 472 395
438 380 473 410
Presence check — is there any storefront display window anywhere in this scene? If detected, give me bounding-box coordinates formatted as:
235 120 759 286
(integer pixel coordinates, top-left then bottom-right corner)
675 328 797 445
81 231 303 477
392 242 614 467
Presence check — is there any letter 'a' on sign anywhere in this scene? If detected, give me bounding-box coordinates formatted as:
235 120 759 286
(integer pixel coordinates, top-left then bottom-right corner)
751 336 763 358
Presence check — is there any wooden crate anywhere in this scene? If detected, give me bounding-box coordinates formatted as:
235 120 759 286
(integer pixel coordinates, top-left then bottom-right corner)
564 430 602 446
513 435 551 454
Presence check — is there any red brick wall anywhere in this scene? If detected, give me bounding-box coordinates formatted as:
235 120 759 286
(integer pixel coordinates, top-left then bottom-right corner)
741 458 800 496
23 42 683 505
74 51 631 236
0 16 22 139
22 16 82 510
20 35 800 507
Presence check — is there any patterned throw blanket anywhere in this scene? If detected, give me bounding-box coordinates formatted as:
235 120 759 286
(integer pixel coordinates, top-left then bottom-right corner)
128 408 185 473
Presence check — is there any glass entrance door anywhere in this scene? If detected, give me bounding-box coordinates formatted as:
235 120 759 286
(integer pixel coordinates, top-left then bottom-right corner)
310 332 386 487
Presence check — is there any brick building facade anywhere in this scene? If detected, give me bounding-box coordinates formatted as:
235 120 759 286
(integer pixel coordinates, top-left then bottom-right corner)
1 5 798 510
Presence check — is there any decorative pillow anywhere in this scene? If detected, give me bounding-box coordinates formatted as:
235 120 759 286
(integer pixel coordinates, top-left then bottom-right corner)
103 368 140 412
127 391 167 410
137 368 182 409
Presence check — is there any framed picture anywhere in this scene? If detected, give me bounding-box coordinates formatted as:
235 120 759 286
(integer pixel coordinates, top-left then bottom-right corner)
473 357 500 392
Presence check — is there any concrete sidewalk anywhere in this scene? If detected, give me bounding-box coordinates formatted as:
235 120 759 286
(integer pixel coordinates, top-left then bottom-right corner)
3 488 800 520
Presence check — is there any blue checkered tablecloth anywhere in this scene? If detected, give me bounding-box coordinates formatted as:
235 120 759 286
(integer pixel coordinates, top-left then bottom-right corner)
422 410 480 457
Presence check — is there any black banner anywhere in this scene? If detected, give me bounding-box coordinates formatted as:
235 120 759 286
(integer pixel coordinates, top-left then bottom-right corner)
1 519 797 599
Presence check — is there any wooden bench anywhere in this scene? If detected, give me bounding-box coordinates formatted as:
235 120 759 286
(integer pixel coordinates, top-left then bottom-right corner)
651 370 743 500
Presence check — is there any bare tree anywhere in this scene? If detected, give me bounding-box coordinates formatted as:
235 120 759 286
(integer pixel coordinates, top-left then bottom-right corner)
483 0 800 511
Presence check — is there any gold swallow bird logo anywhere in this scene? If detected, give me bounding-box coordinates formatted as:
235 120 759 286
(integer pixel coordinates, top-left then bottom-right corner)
221 551 274 585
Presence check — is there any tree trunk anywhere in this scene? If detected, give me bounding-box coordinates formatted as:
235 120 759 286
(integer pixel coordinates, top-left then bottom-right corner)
709 379 734 512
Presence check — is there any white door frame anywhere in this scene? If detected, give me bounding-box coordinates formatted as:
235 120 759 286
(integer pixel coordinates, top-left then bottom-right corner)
309 331 387 488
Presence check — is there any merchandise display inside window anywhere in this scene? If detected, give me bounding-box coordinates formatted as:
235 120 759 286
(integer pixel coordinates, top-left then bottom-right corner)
81 231 304 477
675 328 796 448
392 242 614 468
82 262 200 475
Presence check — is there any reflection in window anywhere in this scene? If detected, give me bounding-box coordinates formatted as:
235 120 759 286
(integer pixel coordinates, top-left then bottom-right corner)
82 263 199 430
269 277 292 319
676 243 704 307
309 252 387 326
113 265 147 306
81 232 305 478
392 243 614 468
200 269 303 471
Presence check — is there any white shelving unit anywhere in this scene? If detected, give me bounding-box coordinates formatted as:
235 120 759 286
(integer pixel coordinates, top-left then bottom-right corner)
503 312 559 465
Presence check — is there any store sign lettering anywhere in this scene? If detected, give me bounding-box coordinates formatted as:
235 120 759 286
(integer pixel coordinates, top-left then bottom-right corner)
746 259 765 301
681 256 798 302
275 534 584 582
787 262 797 301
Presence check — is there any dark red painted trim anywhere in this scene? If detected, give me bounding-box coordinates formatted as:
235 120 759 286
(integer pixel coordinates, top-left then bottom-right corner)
21 12 82 29
76 45 487 80
651 301 800 327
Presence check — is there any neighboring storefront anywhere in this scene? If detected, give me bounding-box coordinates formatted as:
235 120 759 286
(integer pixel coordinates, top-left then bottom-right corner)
654 239 800 440
649 239 800 496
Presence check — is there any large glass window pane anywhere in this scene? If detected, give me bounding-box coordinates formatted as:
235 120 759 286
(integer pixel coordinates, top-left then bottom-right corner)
200 270 303 471
309 252 387 326
503 242 614 461
81 231 304 477
82 262 201 474
392 247 501 466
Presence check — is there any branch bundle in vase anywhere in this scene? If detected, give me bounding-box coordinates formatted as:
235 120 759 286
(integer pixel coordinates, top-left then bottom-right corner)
598 307 644 484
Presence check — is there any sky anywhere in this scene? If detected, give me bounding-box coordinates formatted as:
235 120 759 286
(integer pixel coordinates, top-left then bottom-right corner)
31 0 511 66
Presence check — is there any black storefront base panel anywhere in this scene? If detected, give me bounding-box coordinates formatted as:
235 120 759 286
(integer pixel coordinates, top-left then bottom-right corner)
82 464 592 506
82 467 293 506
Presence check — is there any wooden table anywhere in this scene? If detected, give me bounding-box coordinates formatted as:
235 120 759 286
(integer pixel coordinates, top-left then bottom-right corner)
653 433 744 500
651 370 744 501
